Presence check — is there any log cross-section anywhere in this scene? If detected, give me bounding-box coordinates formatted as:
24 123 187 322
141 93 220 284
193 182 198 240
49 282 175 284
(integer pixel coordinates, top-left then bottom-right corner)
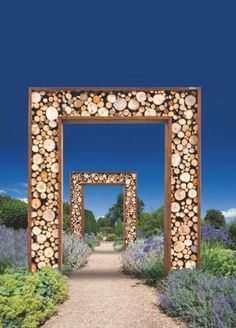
70 172 137 247
28 87 201 273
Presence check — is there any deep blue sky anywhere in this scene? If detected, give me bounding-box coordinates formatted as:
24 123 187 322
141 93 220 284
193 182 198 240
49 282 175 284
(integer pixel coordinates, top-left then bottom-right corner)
0 1 235 219
63 124 165 217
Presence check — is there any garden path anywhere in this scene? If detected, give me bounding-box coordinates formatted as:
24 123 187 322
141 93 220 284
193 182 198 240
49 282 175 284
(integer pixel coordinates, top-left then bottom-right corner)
42 242 185 328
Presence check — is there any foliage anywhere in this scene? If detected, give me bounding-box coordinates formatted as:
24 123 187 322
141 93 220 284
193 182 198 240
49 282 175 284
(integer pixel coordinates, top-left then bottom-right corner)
63 203 97 234
63 233 91 272
84 233 100 250
201 224 232 246
0 225 27 270
105 233 117 241
229 217 236 249
114 218 123 236
0 195 28 229
105 193 145 226
84 209 97 234
113 240 124 252
0 268 68 328
159 269 236 328
121 234 164 285
204 209 226 229
138 207 164 236
63 202 70 232
201 241 236 276
97 216 113 229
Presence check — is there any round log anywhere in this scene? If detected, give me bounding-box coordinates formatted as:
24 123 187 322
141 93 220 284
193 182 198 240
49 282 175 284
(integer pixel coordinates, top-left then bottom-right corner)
188 189 197 199
189 135 198 145
32 199 41 209
43 139 55 152
180 172 191 182
44 247 54 258
185 95 196 106
172 123 181 134
175 189 186 201
36 181 47 193
107 94 116 103
174 241 185 252
128 99 139 110
153 94 165 105
33 154 43 165
136 91 146 102
43 209 55 222
183 110 193 120
51 163 59 173
171 202 180 213
144 108 156 116
178 225 190 236
171 154 181 167
32 92 41 103
32 226 41 236
87 103 98 114
37 234 47 244
98 107 109 116
46 106 58 121
114 98 127 111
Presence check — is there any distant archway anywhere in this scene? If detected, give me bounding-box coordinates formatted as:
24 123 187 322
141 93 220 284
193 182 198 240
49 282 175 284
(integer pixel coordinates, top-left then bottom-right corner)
28 87 201 273
70 172 137 247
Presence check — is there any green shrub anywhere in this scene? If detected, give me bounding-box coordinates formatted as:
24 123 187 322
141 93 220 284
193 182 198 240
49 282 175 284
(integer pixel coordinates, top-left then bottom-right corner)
0 268 68 328
141 255 165 286
201 241 236 276
106 233 116 241
0 258 11 274
0 196 28 229
113 240 124 252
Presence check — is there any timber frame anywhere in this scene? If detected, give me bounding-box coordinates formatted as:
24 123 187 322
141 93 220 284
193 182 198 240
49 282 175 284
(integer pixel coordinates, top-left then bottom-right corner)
28 87 201 274
70 172 137 246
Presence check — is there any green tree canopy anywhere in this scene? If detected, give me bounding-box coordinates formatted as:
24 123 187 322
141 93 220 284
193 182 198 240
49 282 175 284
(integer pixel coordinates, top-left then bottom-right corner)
105 193 145 226
204 209 226 229
84 209 97 234
114 218 124 236
138 206 164 237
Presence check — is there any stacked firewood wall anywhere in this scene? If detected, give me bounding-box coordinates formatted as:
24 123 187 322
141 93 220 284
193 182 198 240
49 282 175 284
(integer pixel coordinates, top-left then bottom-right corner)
29 88 199 270
70 172 137 247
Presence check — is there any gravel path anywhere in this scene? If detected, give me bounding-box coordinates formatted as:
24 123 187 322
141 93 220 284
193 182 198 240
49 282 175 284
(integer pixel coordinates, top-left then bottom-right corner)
42 242 185 328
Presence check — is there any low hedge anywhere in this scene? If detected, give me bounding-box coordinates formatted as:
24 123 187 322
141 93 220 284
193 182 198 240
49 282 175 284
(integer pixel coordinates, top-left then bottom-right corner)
0 268 68 328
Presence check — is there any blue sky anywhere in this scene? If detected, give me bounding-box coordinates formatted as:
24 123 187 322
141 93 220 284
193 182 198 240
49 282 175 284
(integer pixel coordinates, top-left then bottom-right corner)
0 1 235 219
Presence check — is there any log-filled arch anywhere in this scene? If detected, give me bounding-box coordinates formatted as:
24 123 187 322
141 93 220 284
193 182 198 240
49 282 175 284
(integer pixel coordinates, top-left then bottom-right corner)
28 87 201 273
70 172 137 246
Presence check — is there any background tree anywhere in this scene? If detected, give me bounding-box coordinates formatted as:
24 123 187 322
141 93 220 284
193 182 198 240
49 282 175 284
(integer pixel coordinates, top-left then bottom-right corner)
0 195 28 229
138 206 164 237
84 209 97 234
114 218 124 237
63 202 70 231
105 193 145 226
204 209 226 229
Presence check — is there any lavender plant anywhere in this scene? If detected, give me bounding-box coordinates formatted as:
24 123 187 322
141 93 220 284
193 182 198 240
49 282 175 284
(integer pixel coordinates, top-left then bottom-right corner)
0 225 27 270
201 224 232 246
63 233 91 272
84 232 100 249
159 269 236 328
121 234 164 285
